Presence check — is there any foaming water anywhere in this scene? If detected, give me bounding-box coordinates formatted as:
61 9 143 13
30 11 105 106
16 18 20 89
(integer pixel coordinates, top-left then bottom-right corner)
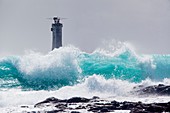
1 75 170 107
17 46 81 90
0 46 81 90
0 43 170 90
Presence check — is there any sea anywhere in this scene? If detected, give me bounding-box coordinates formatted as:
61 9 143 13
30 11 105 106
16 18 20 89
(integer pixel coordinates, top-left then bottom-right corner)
0 41 170 112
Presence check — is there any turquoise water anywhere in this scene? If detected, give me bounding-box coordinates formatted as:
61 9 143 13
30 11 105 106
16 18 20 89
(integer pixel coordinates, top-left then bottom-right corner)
0 46 170 90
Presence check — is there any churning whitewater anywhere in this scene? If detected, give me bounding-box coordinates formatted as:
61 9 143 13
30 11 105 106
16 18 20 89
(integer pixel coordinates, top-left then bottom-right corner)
1 42 170 109
0 42 170 91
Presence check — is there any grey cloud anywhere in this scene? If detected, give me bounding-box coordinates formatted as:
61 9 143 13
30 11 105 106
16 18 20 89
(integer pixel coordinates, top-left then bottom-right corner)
0 0 170 57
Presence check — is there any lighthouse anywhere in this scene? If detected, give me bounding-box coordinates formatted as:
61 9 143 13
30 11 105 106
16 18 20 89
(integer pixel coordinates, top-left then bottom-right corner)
51 17 63 50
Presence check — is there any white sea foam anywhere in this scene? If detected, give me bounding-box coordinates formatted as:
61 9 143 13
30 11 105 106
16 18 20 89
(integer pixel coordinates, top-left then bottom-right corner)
1 75 170 108
18 46 81 77
0 42 170 113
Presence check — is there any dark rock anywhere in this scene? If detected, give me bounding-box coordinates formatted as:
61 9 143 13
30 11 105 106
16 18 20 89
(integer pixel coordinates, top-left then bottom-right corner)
46 97 59 102
92 96 100 99
94 103 105 105
100 107 109 112
137 84 170 95
55 103 67 110
75 105 86 109
46 109 63 113
158 84 165 87
71 111 81 113
145 104 165 112
21 105 29 108
33 96 170 113
86 104 92 108
130 108 147 113
111 100 120 107
34 97 60 107
88 107 101 112
30 111 36 113
67 97 90 103
122 102 135 110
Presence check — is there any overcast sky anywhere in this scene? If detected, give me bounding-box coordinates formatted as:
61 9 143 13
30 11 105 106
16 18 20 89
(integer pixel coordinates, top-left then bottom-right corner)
0 0 170 56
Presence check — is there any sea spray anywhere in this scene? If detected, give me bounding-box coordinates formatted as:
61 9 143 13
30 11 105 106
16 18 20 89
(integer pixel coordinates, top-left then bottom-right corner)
18 46 81 90
0 43 170 90
1 75 170 107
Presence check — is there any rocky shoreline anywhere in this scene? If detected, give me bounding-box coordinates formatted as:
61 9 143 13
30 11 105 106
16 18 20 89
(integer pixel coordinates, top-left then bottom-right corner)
33 96 170 113
26 84 170 113
134 84 170 95
6 84 169 113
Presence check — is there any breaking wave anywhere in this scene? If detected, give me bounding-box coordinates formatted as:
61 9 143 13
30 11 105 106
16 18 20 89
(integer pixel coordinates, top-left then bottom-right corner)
0 42 170 90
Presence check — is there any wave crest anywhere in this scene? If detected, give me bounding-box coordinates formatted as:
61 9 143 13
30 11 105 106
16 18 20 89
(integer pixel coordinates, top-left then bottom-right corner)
0 43 170 90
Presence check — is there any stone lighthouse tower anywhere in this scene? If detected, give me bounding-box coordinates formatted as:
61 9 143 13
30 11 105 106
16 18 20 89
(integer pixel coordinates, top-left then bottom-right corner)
51 17 63 50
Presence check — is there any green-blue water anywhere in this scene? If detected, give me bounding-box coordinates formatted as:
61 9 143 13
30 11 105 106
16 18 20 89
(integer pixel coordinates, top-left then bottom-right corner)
0 46 170 90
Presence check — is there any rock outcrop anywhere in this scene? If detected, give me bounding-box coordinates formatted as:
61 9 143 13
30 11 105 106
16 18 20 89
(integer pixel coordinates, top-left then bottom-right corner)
34 96 170 113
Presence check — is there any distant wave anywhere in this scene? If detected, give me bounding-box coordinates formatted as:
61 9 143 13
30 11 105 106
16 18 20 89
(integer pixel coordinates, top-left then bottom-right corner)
0 42 170 90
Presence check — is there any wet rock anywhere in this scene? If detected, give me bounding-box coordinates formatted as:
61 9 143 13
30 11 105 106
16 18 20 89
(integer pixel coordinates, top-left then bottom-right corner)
34 97 60 107
145 104 166 112
66 97 90 103
111 100 120 107
137 84 170 95
88 106 102 112
21 105 29 108
34 96 170 112
122 102 135 110
46 109 63 113
75 105 86 109
55 103 67 110
30 111 36 113
71 111 81 113
100 107 109 112
130 108 147 113
92 96 100 99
